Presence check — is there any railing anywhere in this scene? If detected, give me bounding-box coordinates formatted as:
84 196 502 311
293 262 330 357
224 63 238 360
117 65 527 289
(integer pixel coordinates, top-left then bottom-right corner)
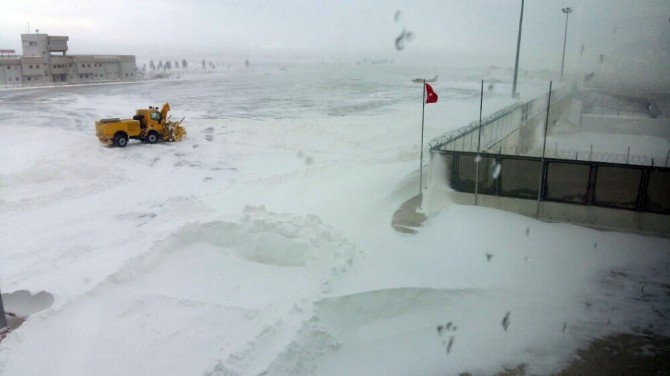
481 145 669 167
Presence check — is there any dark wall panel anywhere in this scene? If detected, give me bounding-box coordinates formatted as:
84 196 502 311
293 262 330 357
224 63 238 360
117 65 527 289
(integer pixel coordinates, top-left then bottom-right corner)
593 166 642 209
645 170 670 212
456 155 496 194
500 158 541 198
545 162 590 203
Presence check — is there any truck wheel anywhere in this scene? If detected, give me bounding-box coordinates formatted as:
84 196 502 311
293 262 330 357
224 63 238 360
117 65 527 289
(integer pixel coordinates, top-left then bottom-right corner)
147 132 158 144
115 134 128 147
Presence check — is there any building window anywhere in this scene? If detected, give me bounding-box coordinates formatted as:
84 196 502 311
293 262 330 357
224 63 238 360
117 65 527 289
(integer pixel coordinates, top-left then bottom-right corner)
16 77 19 81
87 64 91 67
82 64 85 68
36 65 40 69
29 65 33 69
27 77 31 81
70 64 73 68
6 66 9 70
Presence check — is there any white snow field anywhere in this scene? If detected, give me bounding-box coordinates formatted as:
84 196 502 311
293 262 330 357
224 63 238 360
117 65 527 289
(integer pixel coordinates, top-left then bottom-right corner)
1 65 669 375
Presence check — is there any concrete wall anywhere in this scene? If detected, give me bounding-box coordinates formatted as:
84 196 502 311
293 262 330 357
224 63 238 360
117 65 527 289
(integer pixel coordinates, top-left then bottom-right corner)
0 59 23 86
119 57 136 79
21 34 48 57
490 94 575 155
447 191 670 237
581 114 670 138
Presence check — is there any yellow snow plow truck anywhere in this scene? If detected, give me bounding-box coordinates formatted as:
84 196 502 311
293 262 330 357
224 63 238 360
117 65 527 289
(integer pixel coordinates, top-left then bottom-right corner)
95 103 186 147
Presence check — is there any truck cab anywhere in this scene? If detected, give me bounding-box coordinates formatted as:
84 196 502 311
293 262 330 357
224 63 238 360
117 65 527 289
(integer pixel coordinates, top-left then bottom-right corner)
134 104 170 131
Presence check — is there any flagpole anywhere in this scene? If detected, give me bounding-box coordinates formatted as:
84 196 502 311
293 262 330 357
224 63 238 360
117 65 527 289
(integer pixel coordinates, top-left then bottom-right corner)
419 80 426 197
411 75 437 202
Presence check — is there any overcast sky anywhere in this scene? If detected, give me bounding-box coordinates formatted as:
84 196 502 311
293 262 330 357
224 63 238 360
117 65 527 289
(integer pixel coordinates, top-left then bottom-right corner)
1 0 667 71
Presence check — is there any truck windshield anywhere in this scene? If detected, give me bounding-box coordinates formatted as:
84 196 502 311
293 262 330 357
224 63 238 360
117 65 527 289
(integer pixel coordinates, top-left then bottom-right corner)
150 112 160 121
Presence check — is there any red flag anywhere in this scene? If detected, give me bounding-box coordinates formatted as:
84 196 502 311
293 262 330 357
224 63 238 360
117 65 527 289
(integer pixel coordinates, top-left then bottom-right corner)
425 83 438 104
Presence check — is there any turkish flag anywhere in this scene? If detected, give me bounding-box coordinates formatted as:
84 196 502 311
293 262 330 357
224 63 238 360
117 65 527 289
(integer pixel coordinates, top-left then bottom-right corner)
425 83 438 104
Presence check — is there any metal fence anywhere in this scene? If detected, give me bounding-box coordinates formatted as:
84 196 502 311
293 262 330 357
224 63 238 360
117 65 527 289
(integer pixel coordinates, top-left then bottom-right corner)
481 145 669 167
436 150 670 214
428 85 573 153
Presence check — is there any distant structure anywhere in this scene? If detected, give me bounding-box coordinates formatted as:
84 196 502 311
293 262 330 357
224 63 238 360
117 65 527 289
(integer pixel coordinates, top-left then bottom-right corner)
0 32 136 86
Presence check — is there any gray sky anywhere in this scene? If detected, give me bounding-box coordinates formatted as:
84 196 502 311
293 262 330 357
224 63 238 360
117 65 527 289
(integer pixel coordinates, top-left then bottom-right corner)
1 0 668 71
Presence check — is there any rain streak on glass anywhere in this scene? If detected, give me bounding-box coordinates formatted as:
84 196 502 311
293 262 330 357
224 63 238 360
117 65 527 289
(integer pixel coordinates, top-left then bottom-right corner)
393 10 414 51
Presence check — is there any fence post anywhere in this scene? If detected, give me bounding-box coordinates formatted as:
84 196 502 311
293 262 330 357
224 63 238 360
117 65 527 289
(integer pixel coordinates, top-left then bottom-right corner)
475 80 484 206
589 144 593 161
0 288 7 336
536 81 552 219
626 147 630 164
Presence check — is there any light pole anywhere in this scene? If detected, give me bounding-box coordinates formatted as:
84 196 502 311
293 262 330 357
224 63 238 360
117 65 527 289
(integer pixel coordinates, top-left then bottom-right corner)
512 0 524 98
560 7 573 81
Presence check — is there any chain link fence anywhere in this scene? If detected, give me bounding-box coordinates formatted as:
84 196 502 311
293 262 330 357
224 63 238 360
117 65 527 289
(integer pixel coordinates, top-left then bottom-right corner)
480 145 669 167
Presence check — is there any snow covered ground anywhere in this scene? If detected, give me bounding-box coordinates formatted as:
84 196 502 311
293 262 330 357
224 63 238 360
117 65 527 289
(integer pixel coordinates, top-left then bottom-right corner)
1 65 669 375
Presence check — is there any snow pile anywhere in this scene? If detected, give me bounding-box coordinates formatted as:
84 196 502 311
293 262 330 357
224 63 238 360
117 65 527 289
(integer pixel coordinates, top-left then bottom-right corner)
262 205 670 375
0 206 359 376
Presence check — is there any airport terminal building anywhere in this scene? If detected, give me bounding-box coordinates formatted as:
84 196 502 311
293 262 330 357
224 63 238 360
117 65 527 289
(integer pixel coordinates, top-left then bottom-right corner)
0 33 136 86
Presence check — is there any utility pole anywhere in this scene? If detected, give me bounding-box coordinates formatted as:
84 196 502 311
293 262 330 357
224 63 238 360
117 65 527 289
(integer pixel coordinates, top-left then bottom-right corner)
560 7 573 81
512 0 524 99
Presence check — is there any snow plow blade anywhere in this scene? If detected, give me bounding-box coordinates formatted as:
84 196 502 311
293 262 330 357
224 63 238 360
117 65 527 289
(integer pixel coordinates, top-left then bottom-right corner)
164 118 187 142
